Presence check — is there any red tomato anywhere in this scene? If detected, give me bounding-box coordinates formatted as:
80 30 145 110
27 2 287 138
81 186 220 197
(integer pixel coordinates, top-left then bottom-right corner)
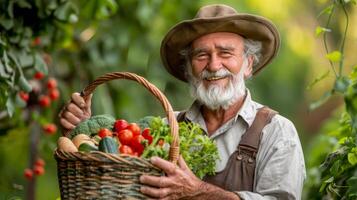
127 123 141 136
142 128 153 144
157 139 164 147
32 37 41 46
34 165 45 176
38 95 51 107
34 72 44 80
98 128 113 138
114 119 129 132
131 135 146 155
24 168 33 180
118 129 133 145
119 145 134 155
49 89 60 100
19 91 29 102
47 78 57 89
35 158 45 167
42 123 57 135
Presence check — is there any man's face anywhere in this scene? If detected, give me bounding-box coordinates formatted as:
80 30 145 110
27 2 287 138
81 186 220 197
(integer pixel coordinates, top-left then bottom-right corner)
187 32 252 110
190 32 249 89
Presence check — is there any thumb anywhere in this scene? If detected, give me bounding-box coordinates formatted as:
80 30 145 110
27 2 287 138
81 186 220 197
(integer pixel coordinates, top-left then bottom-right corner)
178 155 194 175
83 94 92 115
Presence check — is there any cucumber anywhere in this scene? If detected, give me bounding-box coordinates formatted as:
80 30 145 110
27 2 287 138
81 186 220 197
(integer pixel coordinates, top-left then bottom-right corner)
99 136 118 154
78 143 98 152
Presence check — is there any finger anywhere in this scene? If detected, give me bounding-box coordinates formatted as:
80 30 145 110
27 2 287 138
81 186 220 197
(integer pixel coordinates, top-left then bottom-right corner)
150 157 177 175
140 186 171 198
83 94 92 116
62 111 81 125
60 118 76 130
71 93 86 109
140 175 172 188
178 155 189 170
67 103 85 118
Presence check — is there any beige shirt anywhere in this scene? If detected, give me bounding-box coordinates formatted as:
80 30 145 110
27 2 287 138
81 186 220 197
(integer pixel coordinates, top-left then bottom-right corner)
181 90 306 200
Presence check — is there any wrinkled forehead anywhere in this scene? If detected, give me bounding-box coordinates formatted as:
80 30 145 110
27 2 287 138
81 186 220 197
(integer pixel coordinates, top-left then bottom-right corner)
191 32 245 50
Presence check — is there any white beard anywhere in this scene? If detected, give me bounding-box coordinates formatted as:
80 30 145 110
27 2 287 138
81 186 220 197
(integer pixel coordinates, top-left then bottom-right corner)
187 60 248 110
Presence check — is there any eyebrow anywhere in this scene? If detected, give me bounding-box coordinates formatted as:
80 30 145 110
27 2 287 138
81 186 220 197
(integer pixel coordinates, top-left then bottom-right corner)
191 45 235 56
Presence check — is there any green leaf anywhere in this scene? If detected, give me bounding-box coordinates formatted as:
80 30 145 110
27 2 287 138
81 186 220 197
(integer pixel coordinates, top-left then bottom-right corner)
0 17 14 30
54 1 78 22
326 51 342 62
334 76 350 93
348 152 357 165
347 176 357 197
306 70 329 90
317 4 335 18
18 76 32 93
6 96 14 118
34 54 48 75
309 90 332 110
315 26 331 37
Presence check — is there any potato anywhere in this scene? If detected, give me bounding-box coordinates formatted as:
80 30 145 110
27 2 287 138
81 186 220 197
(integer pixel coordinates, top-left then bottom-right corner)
71 134 94 149
57 137 78 152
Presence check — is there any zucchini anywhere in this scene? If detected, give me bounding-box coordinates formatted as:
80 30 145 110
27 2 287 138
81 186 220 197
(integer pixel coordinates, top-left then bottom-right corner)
78 143 98 152
99 136 118 154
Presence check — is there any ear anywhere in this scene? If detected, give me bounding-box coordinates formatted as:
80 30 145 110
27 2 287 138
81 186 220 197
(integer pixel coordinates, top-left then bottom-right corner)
244 56 254 79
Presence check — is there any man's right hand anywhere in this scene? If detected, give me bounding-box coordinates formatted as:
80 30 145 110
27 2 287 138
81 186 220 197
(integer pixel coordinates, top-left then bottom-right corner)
59 92 92 130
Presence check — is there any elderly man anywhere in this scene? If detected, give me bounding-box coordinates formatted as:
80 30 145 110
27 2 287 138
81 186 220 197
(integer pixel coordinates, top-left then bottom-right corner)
59 4 305 200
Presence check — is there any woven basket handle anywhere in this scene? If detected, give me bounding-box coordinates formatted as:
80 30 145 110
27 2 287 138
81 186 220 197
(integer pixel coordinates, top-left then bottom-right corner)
78 72 179 164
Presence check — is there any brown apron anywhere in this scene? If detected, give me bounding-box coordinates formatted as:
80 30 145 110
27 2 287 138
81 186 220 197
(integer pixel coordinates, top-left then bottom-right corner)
177 107 277 192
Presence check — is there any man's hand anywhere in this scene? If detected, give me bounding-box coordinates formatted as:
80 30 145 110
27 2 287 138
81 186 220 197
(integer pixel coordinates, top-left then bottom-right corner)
59 92 92 130
140 156 204 200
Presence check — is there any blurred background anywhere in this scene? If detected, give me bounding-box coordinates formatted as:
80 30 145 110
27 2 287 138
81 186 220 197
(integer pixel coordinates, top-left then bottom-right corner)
0 0 356 199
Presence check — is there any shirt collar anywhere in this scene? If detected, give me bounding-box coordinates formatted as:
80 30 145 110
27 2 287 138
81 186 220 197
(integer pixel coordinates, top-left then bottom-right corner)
185 89 259 128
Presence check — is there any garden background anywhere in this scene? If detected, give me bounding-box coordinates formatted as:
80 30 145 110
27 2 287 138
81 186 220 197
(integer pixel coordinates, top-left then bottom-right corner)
1 0 357 199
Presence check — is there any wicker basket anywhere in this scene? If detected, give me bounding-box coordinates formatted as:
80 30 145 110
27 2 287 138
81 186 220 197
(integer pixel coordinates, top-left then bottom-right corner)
55 72 179 200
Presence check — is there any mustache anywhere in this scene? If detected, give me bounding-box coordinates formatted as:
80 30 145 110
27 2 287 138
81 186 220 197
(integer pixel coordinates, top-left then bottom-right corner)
200 68 234 79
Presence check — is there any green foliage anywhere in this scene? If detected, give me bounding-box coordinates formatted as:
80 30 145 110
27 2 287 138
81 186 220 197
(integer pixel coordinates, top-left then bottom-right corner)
304 1 357 199
0 0 78 117
69 114 115 138
141 117 219 179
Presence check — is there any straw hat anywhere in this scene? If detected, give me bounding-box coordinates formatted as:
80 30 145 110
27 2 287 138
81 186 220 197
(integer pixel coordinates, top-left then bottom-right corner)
160 4 280 82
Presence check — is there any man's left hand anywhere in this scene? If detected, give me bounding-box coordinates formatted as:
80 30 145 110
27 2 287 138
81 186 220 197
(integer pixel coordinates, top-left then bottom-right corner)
140 156 204 200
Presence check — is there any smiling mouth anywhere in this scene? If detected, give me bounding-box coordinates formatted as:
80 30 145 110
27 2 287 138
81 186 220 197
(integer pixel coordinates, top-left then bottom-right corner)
205 76 227 81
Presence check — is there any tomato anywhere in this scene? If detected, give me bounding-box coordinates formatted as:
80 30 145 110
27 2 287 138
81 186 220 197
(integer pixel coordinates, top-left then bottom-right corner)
157 139 164 147
32 37 41 46
19 91 29 102
34 72 44 80
24 168 33 180
131 135 146 155
34 165 45 176
114 119 129 132
142 128 153 144
127 123 141 136
38 95 51 107
119 145 134 155
43 123 57 135
49 89 60 100
47 78 57 89
35 158 45 167
98 128 113 138
117 129 133 145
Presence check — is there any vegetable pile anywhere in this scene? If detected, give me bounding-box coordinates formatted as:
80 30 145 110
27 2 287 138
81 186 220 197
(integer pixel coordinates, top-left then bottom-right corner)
57 115 219 178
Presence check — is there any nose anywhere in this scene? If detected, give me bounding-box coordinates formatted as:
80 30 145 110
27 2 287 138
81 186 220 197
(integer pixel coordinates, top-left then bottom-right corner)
206 54 222 72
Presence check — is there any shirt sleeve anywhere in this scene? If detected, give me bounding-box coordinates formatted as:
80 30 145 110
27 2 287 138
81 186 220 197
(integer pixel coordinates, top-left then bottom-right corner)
236 115 306 200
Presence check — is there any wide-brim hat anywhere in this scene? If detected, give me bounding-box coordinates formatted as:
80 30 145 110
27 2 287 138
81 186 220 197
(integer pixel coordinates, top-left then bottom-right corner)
160 4 280 82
